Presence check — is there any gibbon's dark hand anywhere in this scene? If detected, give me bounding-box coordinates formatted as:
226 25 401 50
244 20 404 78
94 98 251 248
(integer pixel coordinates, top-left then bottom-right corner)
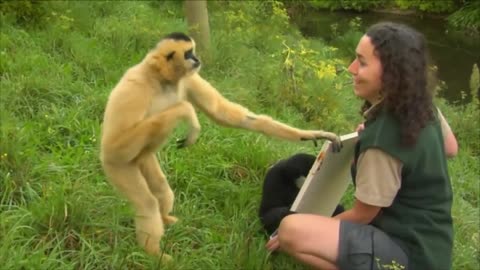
330 137 343 153
301 135 342 152
176 138 189 149
176 133 200 149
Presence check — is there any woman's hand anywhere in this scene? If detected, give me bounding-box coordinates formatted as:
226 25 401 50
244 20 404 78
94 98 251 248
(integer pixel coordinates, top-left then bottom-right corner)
265 235 280 252
356 123 365 132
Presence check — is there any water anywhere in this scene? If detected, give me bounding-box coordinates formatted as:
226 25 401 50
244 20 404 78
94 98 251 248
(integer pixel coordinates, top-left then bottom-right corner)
290 10 480 104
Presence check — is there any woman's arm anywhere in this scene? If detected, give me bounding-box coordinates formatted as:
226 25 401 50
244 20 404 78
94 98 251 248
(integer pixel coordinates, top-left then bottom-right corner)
356 108 458 158
334 199 381 224
437 108 458 158
335 148 402 224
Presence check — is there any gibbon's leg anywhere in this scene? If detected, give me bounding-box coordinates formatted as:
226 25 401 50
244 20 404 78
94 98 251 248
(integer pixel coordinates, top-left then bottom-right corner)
101 101 200 165
139 153 178 225
184 74 341 150
102 163 171 260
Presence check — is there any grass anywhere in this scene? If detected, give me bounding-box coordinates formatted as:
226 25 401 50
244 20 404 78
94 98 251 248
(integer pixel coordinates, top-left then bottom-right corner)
0 1 478 269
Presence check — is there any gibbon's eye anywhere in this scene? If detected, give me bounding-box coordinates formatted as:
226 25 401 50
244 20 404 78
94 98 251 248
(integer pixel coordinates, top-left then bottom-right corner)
184 49 194 59
166 51 175 61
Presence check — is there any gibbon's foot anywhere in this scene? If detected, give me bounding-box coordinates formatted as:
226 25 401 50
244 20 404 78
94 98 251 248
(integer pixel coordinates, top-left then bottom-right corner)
138 228 173 262
142 239 172 262
157 252 173 263
162 215 178 225
143 248 172 262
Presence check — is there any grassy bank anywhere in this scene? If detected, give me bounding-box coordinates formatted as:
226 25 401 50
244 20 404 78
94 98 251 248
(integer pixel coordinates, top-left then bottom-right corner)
0 1 478 269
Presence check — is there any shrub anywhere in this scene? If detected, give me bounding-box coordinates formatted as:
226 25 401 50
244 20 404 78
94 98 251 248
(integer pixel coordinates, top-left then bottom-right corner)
447 1 480 35
0 0 49 26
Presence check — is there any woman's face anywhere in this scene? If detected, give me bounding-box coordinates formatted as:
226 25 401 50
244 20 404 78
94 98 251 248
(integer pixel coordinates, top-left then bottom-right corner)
348 35 383 104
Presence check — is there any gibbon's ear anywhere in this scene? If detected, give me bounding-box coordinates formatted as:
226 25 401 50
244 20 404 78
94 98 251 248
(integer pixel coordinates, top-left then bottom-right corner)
146 45 178 82
166 51 175 61
147 52 165 78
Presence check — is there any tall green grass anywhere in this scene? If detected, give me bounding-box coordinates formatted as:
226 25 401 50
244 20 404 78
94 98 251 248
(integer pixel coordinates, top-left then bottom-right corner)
1 1 478 269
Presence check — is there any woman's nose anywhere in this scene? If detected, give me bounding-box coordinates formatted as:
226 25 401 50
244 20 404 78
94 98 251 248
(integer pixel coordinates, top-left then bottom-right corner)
348 59 358 75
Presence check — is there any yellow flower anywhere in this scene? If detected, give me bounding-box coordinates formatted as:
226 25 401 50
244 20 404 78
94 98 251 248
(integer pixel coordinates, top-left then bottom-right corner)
316 62 336 80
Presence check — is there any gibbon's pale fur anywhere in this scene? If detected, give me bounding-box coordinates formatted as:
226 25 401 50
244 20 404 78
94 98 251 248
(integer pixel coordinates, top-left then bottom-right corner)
100 32 339 259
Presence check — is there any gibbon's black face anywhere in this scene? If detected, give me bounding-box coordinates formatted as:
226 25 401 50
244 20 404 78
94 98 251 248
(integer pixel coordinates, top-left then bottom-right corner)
183 48 201 70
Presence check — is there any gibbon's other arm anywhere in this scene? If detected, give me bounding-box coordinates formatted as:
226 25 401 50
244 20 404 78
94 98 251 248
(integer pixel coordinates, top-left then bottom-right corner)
184 73 340 145
101 80 153 163
101 77 200 163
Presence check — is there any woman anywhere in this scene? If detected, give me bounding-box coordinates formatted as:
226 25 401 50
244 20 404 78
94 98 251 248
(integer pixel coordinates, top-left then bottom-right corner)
265 22 458 270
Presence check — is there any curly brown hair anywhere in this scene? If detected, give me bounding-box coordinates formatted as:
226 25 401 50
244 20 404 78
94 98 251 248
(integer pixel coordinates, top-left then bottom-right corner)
363 22 435 147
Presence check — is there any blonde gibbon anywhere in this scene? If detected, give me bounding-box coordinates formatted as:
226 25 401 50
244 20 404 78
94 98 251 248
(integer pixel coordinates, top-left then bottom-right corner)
99 32 340 259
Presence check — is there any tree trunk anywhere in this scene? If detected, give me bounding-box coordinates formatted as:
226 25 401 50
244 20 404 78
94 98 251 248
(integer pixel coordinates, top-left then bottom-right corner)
184 0 210 57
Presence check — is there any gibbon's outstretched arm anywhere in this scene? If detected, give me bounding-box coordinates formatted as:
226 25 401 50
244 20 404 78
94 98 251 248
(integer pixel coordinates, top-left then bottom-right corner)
185 73 341 147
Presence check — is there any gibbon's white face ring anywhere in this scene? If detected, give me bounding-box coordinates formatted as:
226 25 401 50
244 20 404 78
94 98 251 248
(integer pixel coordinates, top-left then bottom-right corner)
189 58 201 69
188 59 201 74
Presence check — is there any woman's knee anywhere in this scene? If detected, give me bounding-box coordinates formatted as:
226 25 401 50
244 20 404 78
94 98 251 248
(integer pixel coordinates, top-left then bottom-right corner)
278 214 340 254
277 214 304 251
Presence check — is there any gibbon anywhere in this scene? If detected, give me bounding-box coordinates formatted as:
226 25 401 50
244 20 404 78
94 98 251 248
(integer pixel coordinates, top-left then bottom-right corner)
99 32 340 259
259 153 344 235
